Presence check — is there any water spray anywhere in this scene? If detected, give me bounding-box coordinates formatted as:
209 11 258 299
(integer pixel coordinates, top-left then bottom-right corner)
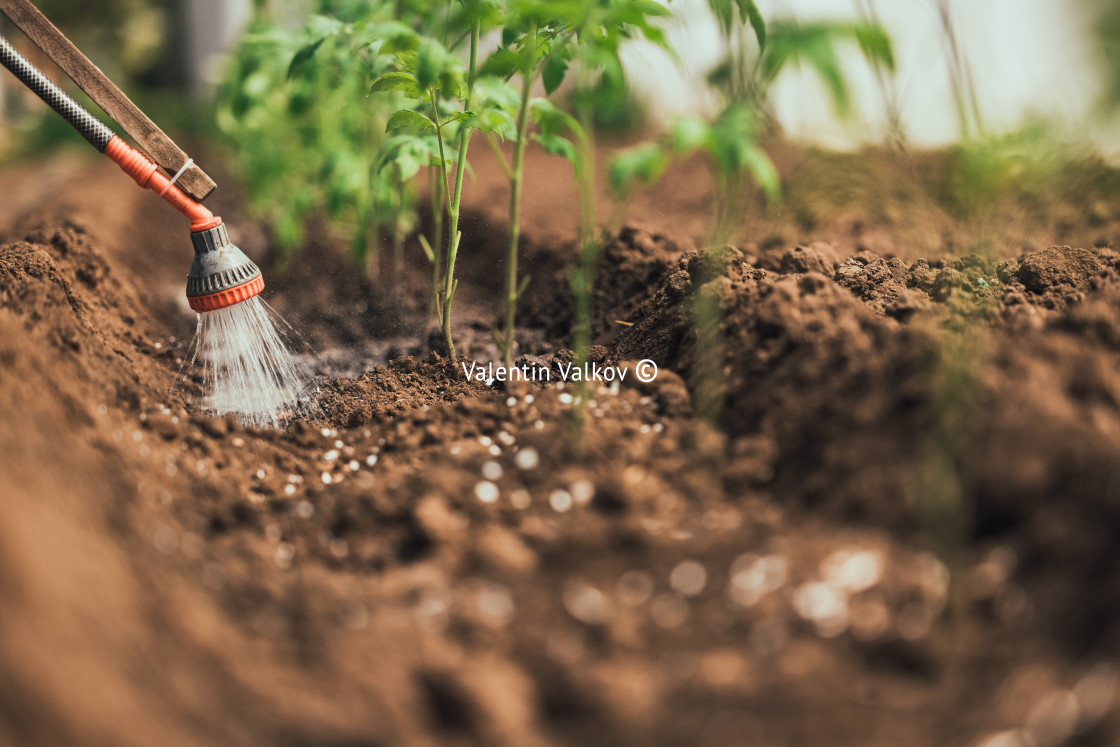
0 10 315 426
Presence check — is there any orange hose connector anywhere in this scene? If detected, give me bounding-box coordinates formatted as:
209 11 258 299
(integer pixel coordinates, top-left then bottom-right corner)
104 135 221 232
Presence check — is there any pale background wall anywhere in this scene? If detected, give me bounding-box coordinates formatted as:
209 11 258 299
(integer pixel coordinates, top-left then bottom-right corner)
183 0 1116 154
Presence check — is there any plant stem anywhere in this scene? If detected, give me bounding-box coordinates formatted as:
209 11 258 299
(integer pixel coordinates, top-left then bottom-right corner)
428 164 443 318
441 19 480 366
567 67 598 453
502 21 538 368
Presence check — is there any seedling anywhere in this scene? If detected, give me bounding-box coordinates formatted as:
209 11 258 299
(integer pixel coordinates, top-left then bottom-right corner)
368 5 495 364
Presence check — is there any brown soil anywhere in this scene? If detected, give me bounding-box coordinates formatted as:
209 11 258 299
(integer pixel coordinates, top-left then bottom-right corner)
2 142 1120 747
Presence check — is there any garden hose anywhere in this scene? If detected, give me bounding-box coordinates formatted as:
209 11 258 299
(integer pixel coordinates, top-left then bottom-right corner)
0 33 263 312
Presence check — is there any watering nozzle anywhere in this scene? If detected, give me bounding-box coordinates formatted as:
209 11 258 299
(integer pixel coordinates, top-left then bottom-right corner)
102 135 264 312
186 223 264 312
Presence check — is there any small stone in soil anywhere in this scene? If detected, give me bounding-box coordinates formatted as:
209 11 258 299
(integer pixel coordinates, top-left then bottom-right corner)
564 580 613 625
570 479 595 505
477 582 515 627
474 480 500 503
365 454 378 467
515 448 539 470
618 570 654 606
347 460 359 471
669 560 708 597
510 489 531 509
650 593 689 629
481 461 503 480
274 542 295 569
549 489 573 513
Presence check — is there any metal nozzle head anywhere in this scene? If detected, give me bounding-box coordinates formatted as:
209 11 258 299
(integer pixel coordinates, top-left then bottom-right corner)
186 223 264 312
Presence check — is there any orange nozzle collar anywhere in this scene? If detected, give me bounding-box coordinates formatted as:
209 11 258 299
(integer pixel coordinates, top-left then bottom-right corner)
105 136 220 231
188 275 265 313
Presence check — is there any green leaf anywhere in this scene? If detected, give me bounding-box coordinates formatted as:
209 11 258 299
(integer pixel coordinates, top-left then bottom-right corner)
306 15 344 39
608 142 667 198
418 234 436 263
531 98 581 138
803 36 849 115
707 59 733 91
854 24 895 71
369 71 423 98
669 117 710 154
480 47 520 78
287 38 325 79
396 50 418 75
356 21 419 55
532 132 577 163
708 0 734 33
416 39 450 90
737 0 767 49
386 109 435 132
741 143 781 203
542 54 568 94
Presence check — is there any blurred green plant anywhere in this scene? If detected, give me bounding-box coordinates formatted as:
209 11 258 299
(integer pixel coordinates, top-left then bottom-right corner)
931 0 983 139
217 7 403 276
702 0 895 127
609 0 893 423
1089 0 1120 113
